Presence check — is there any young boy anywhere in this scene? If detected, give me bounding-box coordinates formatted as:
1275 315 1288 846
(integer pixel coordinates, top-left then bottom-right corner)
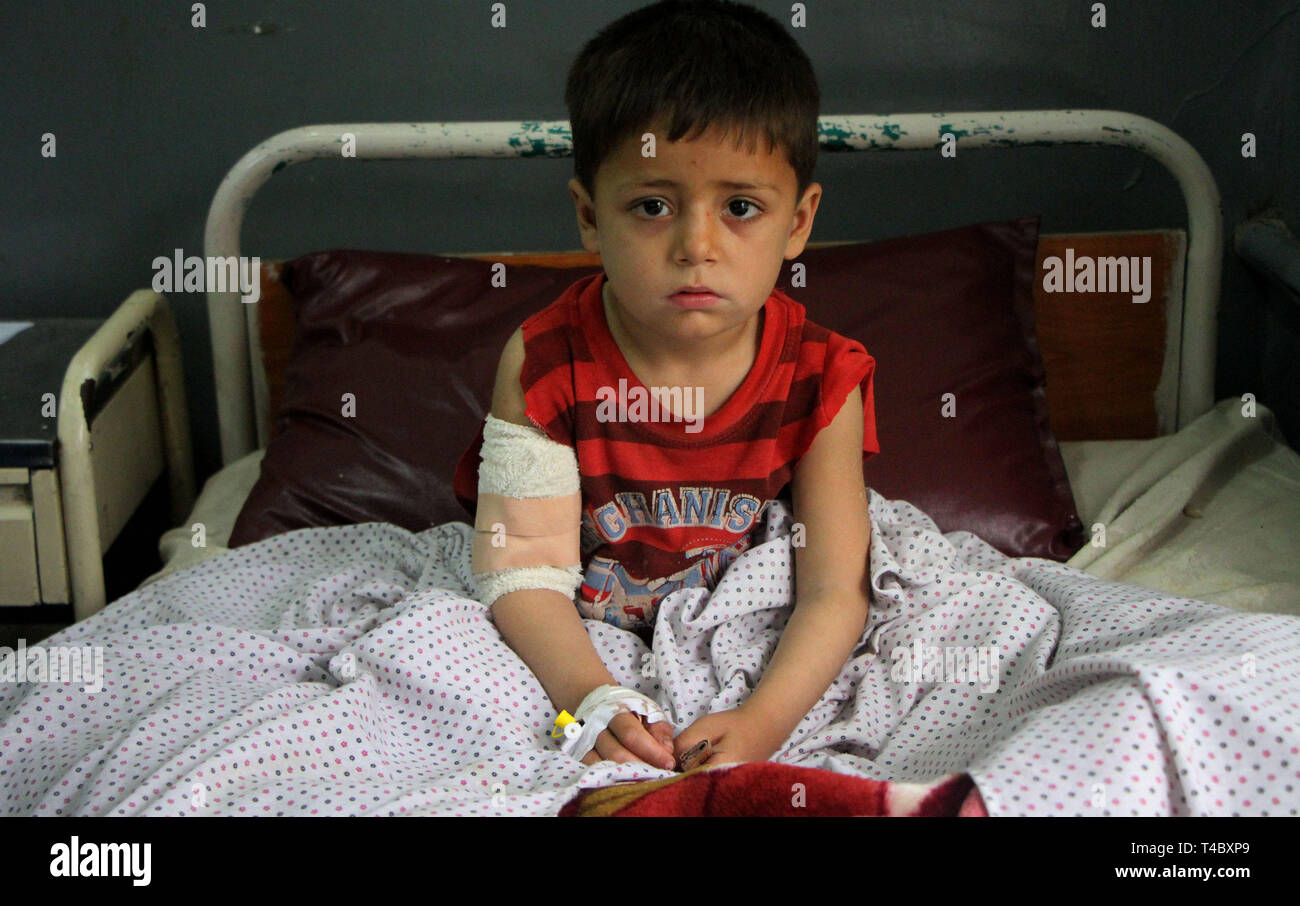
453 0 877 772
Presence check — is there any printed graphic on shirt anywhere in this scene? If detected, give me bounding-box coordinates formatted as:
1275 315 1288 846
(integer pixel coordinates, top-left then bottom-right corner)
588 486 768 541
576 532 754 632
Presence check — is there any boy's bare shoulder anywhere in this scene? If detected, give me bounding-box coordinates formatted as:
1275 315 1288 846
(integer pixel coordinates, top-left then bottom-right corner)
489 327 532 429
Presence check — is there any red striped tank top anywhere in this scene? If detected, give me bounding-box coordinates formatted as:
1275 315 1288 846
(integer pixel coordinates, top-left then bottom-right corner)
453 271 878 638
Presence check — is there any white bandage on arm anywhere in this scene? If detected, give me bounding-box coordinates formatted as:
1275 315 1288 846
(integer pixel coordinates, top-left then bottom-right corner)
471 413 583 609
558 685 669 760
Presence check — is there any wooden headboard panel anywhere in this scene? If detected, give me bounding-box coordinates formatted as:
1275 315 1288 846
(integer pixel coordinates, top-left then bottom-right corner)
1033 230 1183 440
253 229 1184 444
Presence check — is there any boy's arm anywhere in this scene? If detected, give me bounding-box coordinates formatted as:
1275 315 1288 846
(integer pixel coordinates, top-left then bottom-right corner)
738 385 873 749
481 329 674 768
491 588 617 714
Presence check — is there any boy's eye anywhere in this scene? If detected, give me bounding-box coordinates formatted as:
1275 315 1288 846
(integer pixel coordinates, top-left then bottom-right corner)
637 199 669 218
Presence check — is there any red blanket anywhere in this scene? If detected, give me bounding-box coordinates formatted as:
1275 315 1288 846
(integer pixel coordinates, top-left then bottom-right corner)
559 763 988 817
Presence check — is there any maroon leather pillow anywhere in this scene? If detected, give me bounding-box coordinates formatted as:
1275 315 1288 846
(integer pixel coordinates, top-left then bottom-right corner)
229 252 602 547
789 216 1082 559
230 218 1083 559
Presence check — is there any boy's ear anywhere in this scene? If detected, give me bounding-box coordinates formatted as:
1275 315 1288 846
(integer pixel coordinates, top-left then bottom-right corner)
783 181 822 260
568 177 601 254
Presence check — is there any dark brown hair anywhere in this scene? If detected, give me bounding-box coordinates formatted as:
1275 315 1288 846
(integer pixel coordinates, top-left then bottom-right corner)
565 0 820 205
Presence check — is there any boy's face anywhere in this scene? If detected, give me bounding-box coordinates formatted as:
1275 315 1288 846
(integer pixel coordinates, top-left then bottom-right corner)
568 118 820 368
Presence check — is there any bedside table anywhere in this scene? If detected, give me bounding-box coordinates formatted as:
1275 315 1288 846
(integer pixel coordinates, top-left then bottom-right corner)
0 291 195 622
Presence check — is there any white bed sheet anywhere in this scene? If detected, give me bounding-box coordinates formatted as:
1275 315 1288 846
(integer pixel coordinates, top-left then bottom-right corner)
148 397 1300 617
9 490 1300 816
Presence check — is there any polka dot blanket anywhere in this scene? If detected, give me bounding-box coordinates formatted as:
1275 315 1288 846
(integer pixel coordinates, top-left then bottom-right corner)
2 491 1297 815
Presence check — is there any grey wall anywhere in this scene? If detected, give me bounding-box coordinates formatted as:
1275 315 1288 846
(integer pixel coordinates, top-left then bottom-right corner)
2 0 1297 486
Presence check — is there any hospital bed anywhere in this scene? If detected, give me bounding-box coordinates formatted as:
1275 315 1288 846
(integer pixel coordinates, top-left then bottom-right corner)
4 111 1299 817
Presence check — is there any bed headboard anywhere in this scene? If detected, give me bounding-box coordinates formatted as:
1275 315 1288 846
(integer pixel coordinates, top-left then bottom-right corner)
204 111 1222 467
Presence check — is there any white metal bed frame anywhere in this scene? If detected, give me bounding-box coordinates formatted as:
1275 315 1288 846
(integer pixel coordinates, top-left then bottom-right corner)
203 110 1223 466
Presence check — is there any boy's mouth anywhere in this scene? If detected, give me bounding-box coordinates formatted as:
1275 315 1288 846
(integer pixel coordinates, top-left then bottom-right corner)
669 286 721 308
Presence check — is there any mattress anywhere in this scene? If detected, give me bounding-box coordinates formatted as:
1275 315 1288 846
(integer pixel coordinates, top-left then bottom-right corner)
143 397 1300 617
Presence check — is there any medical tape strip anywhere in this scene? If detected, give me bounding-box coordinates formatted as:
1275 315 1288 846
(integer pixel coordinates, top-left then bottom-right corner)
471 491 581 570
559 684 669 760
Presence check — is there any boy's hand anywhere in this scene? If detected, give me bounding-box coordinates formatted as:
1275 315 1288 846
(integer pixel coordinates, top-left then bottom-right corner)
672 708 782 769
579 711 676 771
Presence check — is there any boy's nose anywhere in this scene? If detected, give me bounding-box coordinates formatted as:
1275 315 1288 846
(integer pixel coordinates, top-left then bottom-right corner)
673 208 719 263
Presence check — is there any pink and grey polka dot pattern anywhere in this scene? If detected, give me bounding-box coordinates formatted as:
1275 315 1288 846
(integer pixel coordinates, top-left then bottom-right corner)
1 493 1296 816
